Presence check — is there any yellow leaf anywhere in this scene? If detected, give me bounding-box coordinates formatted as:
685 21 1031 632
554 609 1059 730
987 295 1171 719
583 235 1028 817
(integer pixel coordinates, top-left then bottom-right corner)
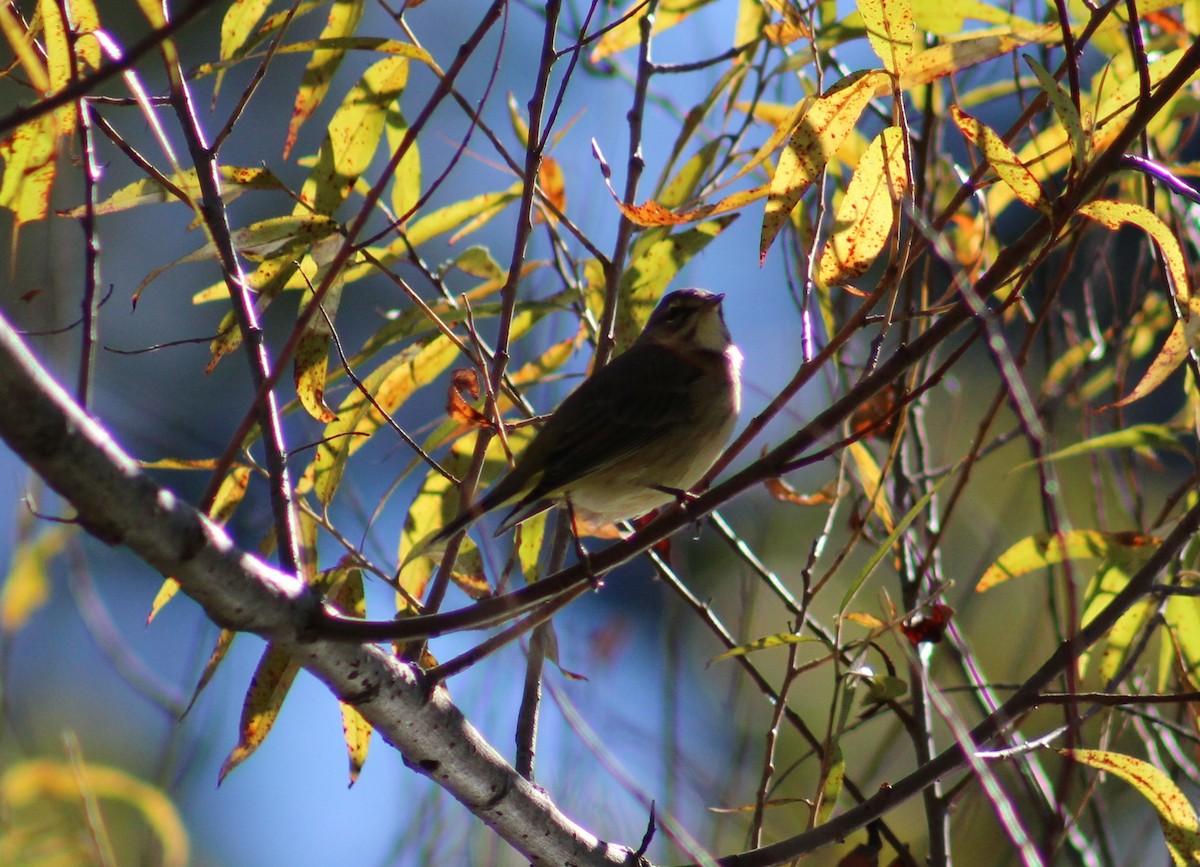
59 166 285 218
977 530 1158 591
858 0 914 75
218 645 300 783
1 760 189 867
299 55 409 216
1063 750 1200 867
1 525 71 632
0 114 61 226
590 0 719 61
1105 298 1200 409
848 441 894 531
216 0 273 97
1079 200 1191 304
294 236 345 423
951 105 1048 213
817 125 908 287
896 25 1057 95
283 0 365 158
313 335 461 505
386 109 421 223
0 3 49 92
762 70 885 261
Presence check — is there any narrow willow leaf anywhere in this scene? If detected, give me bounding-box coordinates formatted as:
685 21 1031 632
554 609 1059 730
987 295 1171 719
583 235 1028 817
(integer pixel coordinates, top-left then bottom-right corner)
859 0 914 75
609 184 766 228
848 441 894 531
59 166 285 217
405 183 522 247
590 0 720 61
1063 750 1200 867
1016 424 1184 469
1162 593 1200 693
1024 55 1086 174
951 105 1047 213
815 743 845 825
313 334 460 506
300 55 408 216
817 126 908 287
1105 297 1200 409
762 70 884 261
218 645 300 783
977 530 1159 591
897 25 1057 94
327 569 369 784
0 3 49 92
386 109 421 223
839 476 945 613
1080 200 1191 303
709 632 822 664
215 0 272 97
294 236 345 423
911 0 1038 33
283 0 365 158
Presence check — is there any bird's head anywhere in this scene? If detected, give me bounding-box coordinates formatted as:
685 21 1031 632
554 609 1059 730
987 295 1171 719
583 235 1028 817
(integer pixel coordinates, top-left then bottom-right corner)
641 288 732 354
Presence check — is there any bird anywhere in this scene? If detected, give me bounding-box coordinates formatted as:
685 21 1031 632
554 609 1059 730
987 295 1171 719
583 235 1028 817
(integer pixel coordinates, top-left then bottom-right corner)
427 288 742 548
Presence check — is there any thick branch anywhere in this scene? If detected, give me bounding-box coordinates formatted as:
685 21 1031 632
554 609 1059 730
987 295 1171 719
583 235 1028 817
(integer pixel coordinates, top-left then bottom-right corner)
0 313 636 867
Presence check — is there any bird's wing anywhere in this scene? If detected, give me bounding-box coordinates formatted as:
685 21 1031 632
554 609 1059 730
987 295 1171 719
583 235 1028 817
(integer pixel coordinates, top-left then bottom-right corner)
524 342 704 497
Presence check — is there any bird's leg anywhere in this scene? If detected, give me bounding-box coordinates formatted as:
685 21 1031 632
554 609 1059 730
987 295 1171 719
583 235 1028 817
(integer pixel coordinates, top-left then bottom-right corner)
651 484 705 539
650 484 701 513
564 499 603 589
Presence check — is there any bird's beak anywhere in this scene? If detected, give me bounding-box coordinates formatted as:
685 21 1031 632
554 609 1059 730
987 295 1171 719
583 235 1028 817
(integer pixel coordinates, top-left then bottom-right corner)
705 293 725 307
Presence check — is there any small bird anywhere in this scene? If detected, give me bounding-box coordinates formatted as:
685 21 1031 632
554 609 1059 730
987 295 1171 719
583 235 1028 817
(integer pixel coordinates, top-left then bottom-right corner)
429 288 742 546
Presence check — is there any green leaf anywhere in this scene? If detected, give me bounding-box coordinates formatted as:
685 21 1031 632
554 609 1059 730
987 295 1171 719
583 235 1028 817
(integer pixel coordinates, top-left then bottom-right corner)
1016 424 1184 470
839 475 946 612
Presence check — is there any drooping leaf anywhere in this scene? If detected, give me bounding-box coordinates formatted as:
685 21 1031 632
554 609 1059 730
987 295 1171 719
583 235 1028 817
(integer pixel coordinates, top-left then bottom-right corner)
1104 297 1200 409
951 105 1048 213
218 645 300 783
762 70 885 261
299 54 409 216
283 0 365 158
313 334 461 506
817 125 908 288
1016 424 1184 469
1063 750 1200 867
1080 201 1191 303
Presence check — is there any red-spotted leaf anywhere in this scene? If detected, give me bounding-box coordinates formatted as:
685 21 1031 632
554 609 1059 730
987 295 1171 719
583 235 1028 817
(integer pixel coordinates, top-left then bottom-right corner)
762 70 885 261
1063 750 1200 866
817 125 908 288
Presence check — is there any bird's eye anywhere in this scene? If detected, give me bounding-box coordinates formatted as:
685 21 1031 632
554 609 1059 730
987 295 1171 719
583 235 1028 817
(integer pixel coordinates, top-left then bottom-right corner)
665 304 689 324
